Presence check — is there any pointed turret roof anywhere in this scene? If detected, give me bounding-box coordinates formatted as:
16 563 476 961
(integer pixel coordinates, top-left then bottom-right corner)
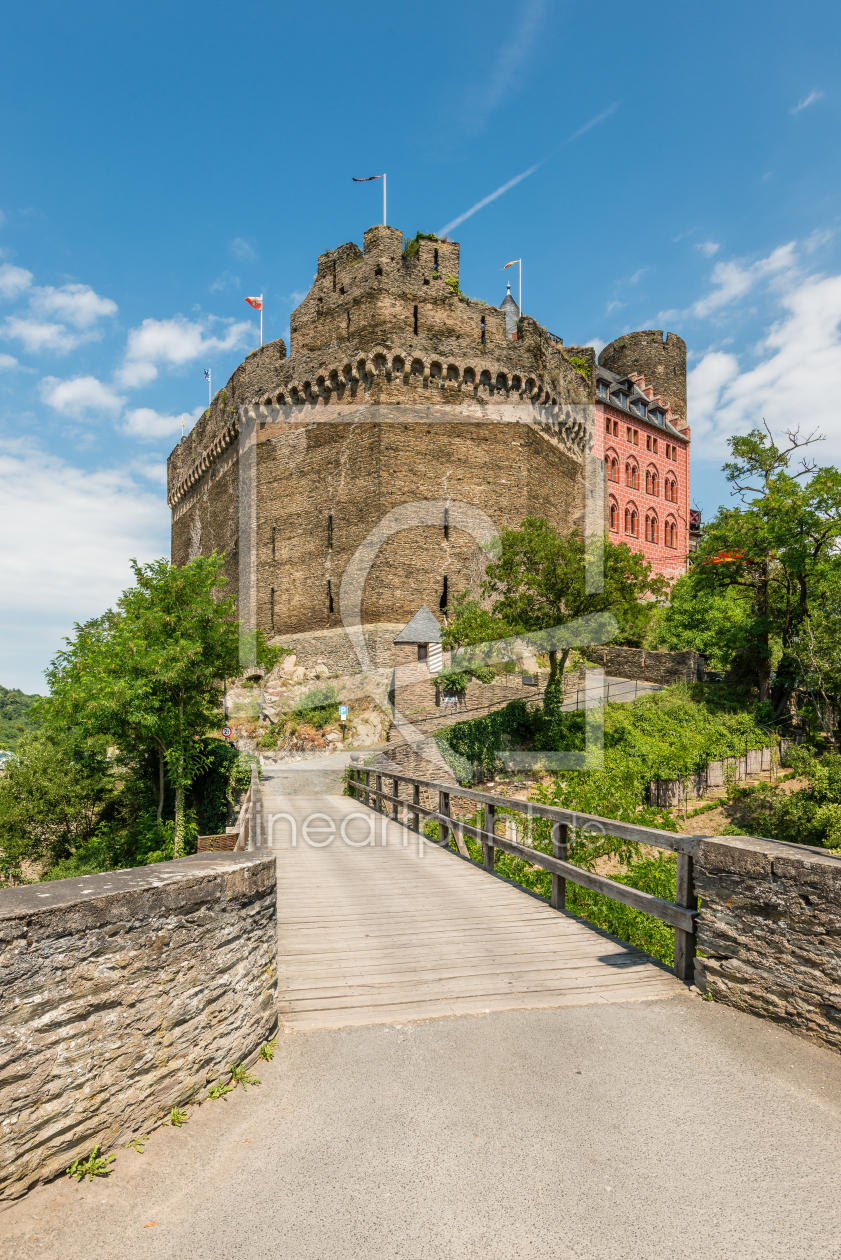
501 282 520 339
393 604 442 644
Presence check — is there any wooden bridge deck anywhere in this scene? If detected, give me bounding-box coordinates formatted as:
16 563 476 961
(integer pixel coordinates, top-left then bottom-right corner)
264 794 684 1030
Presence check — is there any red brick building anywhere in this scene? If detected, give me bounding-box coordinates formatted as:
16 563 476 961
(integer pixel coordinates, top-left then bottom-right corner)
594 360 691 583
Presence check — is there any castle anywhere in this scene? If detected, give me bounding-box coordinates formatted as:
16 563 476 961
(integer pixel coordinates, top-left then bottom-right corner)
167 224 691 671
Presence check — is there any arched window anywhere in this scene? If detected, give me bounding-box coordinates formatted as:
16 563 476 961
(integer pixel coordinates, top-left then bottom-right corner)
626 463 639 489
625 507 630 534
646 515 658 544
609 500 618 531
631 510 638 536
651 471 658 496
646 470 651 494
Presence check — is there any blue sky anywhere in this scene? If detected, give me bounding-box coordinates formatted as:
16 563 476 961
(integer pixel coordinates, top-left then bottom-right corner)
1 0 840 692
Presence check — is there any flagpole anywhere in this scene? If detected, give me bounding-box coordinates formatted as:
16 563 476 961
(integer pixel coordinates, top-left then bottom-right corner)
208 370 211 406
519 260 522 318
260 295 263 347
383 174 386 226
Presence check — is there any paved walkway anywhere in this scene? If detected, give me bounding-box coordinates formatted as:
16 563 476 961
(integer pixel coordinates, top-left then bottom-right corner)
268 796 682 1029
4 793 841 1258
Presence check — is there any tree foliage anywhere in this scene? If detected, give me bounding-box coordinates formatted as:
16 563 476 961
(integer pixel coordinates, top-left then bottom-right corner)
687 426 841 719
42 555 241 855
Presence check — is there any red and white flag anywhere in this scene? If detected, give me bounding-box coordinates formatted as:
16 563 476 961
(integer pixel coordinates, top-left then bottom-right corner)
245 295 263 310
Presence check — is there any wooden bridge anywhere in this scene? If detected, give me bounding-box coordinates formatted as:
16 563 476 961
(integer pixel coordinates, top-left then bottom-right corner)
261 767 697 1028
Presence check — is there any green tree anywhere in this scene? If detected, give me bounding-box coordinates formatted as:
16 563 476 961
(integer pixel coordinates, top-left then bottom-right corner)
688 427 841 717
476 519 667 706
653 578 752 671
43 555 242 857
0 730 113 870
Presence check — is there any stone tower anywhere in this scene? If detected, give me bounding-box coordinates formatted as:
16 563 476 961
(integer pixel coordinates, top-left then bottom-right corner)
167 225 596 669
598 330 687 428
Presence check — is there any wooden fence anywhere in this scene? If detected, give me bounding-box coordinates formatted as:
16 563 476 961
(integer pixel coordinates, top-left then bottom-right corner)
346 766 698 983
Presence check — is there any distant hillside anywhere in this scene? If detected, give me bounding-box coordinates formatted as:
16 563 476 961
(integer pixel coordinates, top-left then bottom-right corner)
0 685 41 750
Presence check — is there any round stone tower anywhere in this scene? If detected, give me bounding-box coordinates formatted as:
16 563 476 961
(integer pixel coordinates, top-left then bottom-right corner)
598 330 687 427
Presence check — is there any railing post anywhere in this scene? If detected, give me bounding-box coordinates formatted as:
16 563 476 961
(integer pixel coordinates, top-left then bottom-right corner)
363 770 370 808
376 773 383 814
439 789 451 848
673 851 697 984
483 802 496 872
392 777 399 822
551 822 567 910
412 783 420 833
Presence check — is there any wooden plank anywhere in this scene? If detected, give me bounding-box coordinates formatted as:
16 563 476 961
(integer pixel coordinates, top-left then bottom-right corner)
551 821 567 911
673 852 698 984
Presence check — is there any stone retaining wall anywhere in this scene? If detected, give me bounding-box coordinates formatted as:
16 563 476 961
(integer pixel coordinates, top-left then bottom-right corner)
650 739 800 806
0 852 277 1202
268 623 404 677
695 836 841 1052
583 645 702 686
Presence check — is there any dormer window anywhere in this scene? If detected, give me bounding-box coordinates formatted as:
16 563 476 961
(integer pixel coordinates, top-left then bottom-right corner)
597 381 609 399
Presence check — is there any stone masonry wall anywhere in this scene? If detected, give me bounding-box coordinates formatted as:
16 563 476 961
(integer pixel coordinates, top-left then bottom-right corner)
694 835 841 1053
582 644 702 686
0 852 277 1201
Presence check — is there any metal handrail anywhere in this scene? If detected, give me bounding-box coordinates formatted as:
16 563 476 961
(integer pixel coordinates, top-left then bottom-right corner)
346 765 698 984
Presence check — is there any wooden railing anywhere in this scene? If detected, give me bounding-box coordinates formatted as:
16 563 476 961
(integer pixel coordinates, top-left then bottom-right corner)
346 766 698 984
232 766 263 852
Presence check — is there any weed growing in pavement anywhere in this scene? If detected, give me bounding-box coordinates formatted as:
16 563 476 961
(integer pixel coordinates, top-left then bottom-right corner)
161 1106 189 1127
259 1039 279 1062
208 1077 234 1100
67 1146 115 1182
125 1134 149 1153
229 1063 261 1091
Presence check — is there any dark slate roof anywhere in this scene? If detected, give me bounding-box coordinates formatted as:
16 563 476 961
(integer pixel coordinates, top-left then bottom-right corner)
393 604 442 644
500 283 520 338
595 365 688 441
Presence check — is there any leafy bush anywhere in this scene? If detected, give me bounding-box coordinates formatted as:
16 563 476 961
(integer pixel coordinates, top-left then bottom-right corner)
727 749 841 849
292 683 340 730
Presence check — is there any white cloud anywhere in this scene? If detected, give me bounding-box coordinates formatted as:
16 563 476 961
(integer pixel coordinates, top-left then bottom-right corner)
688 268 841 464
462 0 547 129
231 238 257 260
123 405 202 441
0 353 19 370
210 272 240 292
3 316 93 354
0 439 167 692
805 227 834 253
130 458 168 485
40 374 124 419
791 90 823 114
0 263 33 301
30 283 117 329
696 241 720 257
686 242 797 319
116 315 252 388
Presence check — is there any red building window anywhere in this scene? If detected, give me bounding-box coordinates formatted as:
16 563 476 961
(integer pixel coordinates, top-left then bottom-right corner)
646 515 658 544
625 507 638 537
609 500 618 531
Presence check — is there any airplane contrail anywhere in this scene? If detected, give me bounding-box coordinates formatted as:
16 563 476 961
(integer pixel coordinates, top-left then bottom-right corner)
438 164 540 238
437 102 621 239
